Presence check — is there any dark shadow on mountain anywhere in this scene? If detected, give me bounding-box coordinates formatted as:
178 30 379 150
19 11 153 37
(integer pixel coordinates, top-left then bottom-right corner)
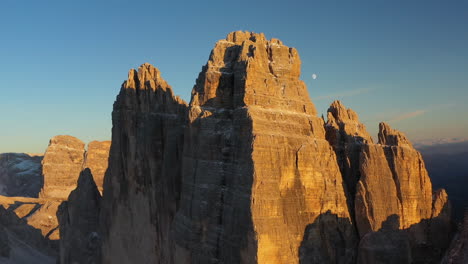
0 204 57 259
0 153 44 198
357 215 412 264
357 201 453 264
299 211 358 264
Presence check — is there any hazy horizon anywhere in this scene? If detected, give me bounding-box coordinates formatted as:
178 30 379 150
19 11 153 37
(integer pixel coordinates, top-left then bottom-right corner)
1 0 467 153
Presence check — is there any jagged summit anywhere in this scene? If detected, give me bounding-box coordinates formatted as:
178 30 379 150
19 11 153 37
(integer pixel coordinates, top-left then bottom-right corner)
326 100 373 144
378 122 413 147
328 100 360 122
124 63 170 91
191 31 316 115
52 31 453 264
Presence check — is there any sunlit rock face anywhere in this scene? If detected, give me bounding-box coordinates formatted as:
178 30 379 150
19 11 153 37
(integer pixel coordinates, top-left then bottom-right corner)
40 135 86 199
84 141 111 194
40 136 110 199
100 63 188 264
325 100 374 214
173 31 356 264
325 102 452 263
95 31 453 264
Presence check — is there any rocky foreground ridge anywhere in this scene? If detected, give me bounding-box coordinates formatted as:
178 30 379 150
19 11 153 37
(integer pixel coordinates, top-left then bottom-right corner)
53 31 456 264
0 136 110 263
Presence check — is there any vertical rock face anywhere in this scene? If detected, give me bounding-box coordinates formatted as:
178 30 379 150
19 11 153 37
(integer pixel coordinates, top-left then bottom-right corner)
94 31 453 264
173 31 356 264
40 136 110 199
325 100 373 209
83 141 111 194
100 63 187 264
356 122 434 235
57 168 101 264
325 102 452 263
40 135 86 199
0 153 43 197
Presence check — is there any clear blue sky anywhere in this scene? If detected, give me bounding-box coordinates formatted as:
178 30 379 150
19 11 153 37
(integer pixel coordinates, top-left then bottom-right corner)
1 0 467 153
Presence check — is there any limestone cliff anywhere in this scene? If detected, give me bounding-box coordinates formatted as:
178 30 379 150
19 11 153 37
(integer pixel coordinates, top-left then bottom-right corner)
100 63 188 264
84 141 111 194
57 168 101 264
172 31 356 264
40 136 110 199
0 136 110 263
68 31 454 264
40 135 86 199
325 102 452 263
325 100 373 211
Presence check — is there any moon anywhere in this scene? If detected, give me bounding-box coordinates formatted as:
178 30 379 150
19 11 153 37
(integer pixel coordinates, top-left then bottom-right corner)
312 73 317 80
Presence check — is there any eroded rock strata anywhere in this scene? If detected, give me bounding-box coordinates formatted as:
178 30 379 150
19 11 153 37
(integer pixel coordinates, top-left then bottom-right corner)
100 63 187 264
171 31 356 264
60 31 453 264
40 136 110 199
40 135 86 199
325 102 452 263
0 136 110 263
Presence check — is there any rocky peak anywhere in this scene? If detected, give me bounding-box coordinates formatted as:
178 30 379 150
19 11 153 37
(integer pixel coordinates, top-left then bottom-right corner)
57 168 101 264
328 100 360 122
378 122 413 147
326 100 373 144
124 62 167 91
191 31 316 115
173 31 355 263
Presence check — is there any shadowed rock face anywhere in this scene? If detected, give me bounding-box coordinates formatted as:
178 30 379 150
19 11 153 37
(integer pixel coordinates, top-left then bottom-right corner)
0 153 43 197
57 168 101 264
325 100 373 212
100 63 188 264
0 201 57 263
442 211 468 264
0 136 110 263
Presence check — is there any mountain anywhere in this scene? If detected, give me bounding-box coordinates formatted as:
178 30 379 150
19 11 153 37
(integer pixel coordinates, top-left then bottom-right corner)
0 153 43 197
56 31 452 264
0 136 110 263
0 31 456 264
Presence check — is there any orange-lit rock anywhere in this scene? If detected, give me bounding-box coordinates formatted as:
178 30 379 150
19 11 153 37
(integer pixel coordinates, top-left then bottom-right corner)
173 31 356 264
40 136 85 199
